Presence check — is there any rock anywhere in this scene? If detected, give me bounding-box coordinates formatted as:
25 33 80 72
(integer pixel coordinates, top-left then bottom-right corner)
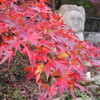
85 32 100 43
74 97 83 100
87 84 99 90
53 95 66 100
85 97 95 100
92 74 100 85
53 97 60 100
73 97 95 100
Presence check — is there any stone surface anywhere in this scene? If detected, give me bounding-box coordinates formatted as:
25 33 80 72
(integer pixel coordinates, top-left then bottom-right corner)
56 4 85 41
53 97 95 100
84 32 100 43
86 68 100 84
87 84 99 90
53 95 66 100
92 74 100 85
73 97 94 100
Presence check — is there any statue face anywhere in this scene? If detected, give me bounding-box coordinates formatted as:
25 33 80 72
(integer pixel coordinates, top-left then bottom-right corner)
65 11 84 32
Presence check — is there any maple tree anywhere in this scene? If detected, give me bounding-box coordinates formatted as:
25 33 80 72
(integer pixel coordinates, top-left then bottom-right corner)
0 0 100 100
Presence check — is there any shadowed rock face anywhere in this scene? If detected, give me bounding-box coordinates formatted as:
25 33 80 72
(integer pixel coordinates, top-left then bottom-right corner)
56 4 85 41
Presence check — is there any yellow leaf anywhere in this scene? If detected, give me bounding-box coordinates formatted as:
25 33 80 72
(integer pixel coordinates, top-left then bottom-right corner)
58 52 68 58
62 52 68 57
35 63 44 74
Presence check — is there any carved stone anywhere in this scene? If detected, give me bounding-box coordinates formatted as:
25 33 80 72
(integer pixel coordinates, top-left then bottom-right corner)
56 4 85 41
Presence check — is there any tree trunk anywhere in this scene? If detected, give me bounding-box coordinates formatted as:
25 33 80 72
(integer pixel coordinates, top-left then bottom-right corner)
55 0 62 10
52 0 55 11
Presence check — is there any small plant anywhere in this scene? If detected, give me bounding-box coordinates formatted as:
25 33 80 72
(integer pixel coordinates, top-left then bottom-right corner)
0 0 100 100
75 88 89 99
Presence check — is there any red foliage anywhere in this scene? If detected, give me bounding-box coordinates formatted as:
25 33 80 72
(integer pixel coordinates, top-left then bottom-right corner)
0 0 100 100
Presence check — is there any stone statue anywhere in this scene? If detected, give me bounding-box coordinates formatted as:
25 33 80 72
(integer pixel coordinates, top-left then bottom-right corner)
56 4 85 41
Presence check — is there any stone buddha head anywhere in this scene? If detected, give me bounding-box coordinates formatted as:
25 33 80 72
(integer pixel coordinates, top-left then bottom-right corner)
57 5 85 33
